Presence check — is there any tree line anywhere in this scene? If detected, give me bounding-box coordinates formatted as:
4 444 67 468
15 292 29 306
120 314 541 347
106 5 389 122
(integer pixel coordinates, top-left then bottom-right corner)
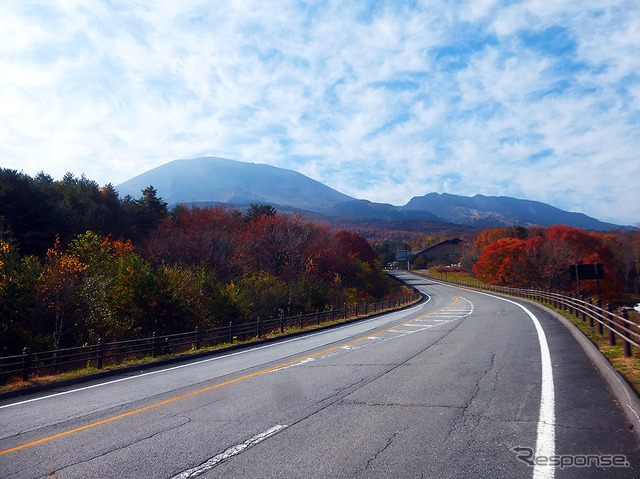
0 169 400 356
461 224 640 302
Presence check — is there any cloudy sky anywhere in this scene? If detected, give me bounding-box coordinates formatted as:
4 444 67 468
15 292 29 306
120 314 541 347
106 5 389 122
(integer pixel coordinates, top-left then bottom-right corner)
1 1 639 225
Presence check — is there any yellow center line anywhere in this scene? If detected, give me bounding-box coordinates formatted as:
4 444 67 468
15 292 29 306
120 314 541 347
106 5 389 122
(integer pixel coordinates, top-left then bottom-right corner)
0 295 459 456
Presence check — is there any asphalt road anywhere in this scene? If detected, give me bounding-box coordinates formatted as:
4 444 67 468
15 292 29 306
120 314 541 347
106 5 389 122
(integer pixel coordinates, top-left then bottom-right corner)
1 272 639 478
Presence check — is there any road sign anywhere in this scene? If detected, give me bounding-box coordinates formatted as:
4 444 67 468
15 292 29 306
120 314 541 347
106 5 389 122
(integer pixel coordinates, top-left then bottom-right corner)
396 250 409 261
569 264 604 281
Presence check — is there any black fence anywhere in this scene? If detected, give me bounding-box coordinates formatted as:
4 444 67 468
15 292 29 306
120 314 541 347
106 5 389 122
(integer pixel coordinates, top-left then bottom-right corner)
0 293 421 386
422 273 640 356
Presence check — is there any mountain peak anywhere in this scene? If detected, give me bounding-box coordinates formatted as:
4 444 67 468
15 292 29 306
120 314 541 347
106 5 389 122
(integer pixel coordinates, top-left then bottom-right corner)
117 157 354 212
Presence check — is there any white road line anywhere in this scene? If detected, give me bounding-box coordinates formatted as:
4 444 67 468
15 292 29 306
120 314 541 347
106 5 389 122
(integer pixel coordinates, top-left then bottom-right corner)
473 290 555 479
420 280 553 475
265 357 314 374
171 424 288 478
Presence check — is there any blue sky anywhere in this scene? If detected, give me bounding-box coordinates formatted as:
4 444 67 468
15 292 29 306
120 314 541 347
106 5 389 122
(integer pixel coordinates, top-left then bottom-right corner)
1 0 639 225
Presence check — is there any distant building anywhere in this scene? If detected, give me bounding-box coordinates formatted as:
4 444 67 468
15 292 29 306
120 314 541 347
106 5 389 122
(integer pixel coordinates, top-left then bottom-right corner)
411 238 464 264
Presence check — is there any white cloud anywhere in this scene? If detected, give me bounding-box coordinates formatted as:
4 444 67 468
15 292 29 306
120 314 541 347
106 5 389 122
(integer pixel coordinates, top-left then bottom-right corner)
0 0 638 224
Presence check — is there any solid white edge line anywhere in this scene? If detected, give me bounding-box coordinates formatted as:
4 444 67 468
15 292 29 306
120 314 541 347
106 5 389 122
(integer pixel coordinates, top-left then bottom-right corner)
469 290 555 479
1 295 431 409
419 274 555 477
171 424 289 478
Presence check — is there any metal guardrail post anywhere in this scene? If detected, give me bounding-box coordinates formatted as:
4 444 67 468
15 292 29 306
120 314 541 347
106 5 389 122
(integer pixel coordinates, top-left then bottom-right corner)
22 347 31 382
97 338 104 369
569 295 574 316
621 309 632 357
607 304 616 345
587 298 594 327
194 326 201 350
596 300 604 335
280 315 284 334
152 332 158 358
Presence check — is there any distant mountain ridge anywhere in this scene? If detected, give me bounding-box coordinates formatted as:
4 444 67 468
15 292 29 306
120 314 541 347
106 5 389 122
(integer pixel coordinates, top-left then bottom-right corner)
404 193 620 230
116 157 621 231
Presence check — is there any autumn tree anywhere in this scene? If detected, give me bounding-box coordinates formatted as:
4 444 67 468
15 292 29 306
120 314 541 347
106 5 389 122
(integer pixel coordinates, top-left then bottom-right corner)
461 227 515 272
144 205 244 282
35 238 88 349
472 225 620 299
473 238 527 286
602 230 640 294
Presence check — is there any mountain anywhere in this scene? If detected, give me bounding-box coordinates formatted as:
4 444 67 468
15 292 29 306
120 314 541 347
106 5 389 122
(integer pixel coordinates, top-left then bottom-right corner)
116 157 354 213
116 157 621 231
403 193 619 231
328 199 445 221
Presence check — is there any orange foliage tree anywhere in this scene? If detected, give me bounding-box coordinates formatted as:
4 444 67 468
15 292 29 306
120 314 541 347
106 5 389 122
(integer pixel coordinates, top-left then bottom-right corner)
472 225 621 299
36 238 88 349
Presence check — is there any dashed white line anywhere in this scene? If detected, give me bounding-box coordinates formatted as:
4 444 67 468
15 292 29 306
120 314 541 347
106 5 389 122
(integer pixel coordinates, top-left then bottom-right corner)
171 424 288 478
266 357 314 374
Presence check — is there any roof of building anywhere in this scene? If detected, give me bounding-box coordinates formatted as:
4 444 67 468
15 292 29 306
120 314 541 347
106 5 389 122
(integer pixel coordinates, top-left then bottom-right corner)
410 238 463 256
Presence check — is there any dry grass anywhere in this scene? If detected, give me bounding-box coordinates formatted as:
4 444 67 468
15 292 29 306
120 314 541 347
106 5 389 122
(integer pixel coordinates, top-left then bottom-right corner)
423 267 477 283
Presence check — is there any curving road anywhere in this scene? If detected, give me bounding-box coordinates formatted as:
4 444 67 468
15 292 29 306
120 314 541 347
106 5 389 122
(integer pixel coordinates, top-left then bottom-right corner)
1 272 639 478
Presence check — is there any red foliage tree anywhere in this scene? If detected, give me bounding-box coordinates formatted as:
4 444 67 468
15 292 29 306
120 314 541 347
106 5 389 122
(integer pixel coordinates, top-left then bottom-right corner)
332 230 378 265
473 238 527 286
143 205 243 281
472 225 621 299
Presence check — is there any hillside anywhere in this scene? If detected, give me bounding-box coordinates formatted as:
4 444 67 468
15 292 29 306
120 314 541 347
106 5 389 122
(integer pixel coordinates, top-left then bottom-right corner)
404 193 620 231
117 157 354 213
116 157 621 231
309 216 480 242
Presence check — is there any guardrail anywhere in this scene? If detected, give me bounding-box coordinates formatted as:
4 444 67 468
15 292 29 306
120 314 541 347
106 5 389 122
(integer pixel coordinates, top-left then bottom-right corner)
421 273 639 356
0 292 421 386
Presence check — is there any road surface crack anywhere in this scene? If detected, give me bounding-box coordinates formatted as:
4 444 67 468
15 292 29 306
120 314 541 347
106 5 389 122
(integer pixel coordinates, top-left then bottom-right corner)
343 400 465 409
355 427 407 477
44 415 192 476
446 352 496 440
288 314 474 447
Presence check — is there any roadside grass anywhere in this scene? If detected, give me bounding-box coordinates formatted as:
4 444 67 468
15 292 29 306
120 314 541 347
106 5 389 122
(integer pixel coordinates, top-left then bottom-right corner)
1 295 422 395
416 268 640 396
427 268 477 283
